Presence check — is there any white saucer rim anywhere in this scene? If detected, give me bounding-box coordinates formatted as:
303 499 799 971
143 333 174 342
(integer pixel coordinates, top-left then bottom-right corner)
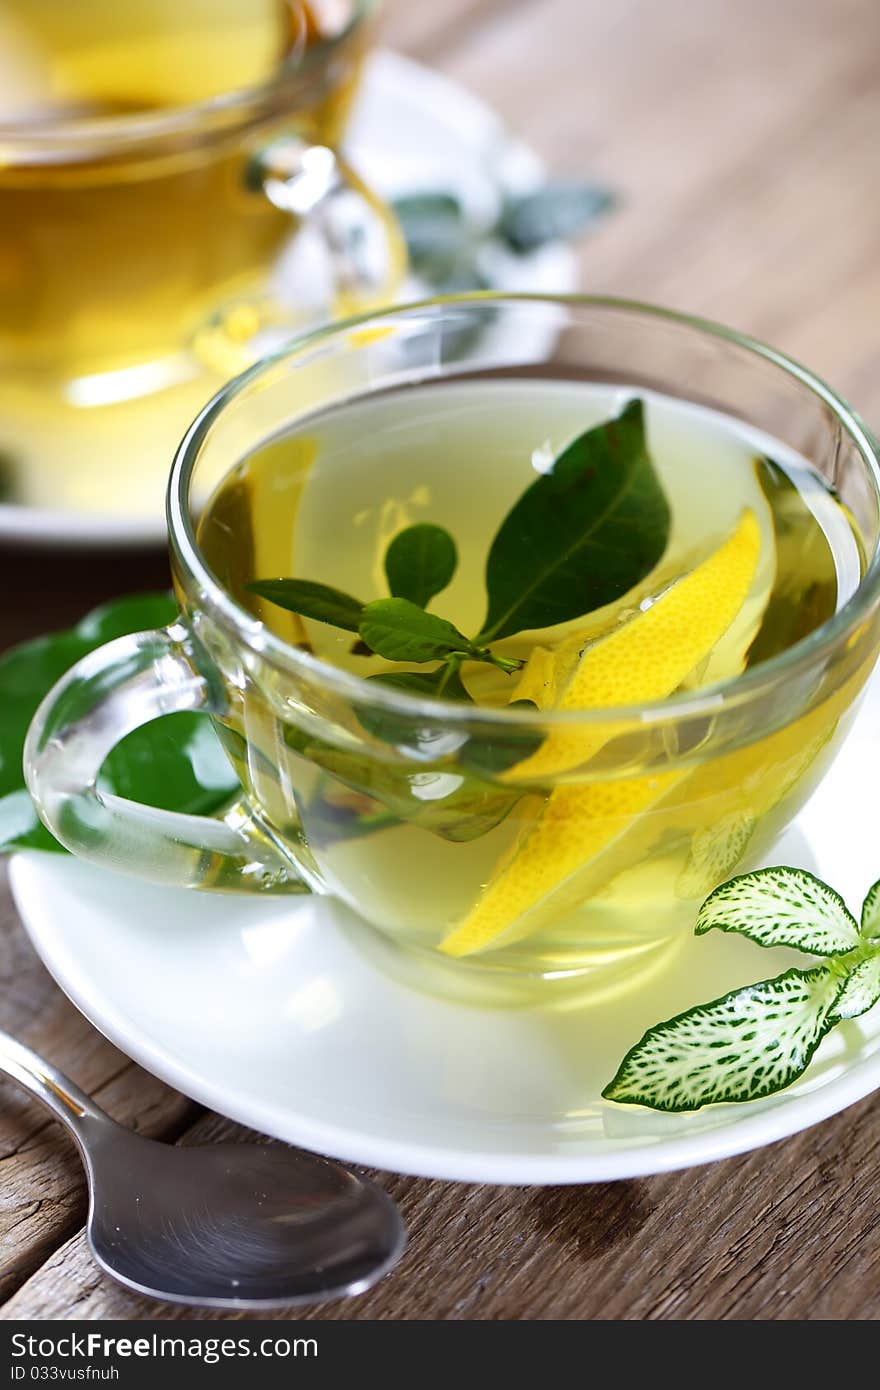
10 849 880 1184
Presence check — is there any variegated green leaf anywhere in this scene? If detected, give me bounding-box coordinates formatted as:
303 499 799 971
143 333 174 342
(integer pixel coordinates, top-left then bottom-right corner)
695 867 860 955
860 878 880 940
828 954 880 1023
602 966 845 1112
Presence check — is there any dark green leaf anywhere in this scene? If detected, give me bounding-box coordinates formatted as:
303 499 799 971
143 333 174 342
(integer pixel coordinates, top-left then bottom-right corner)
500 182 615 253
432 665 474 701
369 668 471 701
478 399 670 640
247 578 365 633
357 665 472 744
102 713 238 817
281 670 520 844
0 593 239 855
303 746 518 845
282 722 316 757
384 524 458 608
359 598 472 663
460 700 545 774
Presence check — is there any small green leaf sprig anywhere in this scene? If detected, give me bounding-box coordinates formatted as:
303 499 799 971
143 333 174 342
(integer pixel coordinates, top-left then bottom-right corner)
603 867 880 1112
392 182 615 293
248 399 670 706
246 401 668 846
249 522 524 690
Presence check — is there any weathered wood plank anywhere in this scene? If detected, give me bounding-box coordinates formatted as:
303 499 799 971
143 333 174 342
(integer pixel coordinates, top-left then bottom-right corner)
376 0 529 64
5 1096 880 1320
438 0 880 414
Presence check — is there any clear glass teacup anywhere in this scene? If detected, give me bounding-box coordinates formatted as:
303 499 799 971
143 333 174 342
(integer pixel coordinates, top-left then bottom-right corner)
24 295 880 997
0 0 402 520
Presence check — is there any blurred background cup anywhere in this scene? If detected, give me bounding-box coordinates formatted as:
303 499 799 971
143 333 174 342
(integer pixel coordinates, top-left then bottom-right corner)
0 0 403 521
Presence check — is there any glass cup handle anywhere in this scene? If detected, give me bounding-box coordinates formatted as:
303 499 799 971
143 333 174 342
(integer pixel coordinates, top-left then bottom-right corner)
23 623 308 896
249 134 407 316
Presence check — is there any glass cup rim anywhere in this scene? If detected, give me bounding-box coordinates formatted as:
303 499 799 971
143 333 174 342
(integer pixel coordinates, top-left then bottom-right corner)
0 0 375 153
168 290 880 731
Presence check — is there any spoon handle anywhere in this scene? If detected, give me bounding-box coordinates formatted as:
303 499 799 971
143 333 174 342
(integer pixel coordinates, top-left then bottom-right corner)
0 1029 106 1137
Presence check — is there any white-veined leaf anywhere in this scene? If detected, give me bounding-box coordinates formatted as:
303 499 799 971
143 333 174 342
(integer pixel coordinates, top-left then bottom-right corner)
860 879 880 940
828 954 880 1023
695 867 859 955
602 966 845 1112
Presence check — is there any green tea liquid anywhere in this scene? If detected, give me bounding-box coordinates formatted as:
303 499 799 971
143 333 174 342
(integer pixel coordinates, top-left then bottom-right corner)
197 380 864 983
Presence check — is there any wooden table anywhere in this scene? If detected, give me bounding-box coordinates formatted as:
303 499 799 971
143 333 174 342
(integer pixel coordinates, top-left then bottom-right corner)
3 0 880 1321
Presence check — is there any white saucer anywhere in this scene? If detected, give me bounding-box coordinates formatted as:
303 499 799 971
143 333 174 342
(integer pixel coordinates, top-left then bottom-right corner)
0 50 577 549
10 671 880 1184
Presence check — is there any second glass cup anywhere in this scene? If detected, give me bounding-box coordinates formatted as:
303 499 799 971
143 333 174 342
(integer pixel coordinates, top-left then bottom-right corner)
0 0 402 520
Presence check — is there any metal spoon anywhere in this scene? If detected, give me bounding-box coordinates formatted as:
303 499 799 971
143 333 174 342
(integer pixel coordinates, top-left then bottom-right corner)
0 1030 405 1308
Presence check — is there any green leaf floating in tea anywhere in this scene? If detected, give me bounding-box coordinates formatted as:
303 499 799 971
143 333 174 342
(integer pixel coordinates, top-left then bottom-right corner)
358 598 474 664
0 593 238 855
358 598 522 674
248 398 670 685
384 523 457 609
603 867 880 1112
281 712 521 846
369 666 472 703
307 747 520 846
356 665 472 745
246 399 671 847
477 399 670 641
247 578 364 633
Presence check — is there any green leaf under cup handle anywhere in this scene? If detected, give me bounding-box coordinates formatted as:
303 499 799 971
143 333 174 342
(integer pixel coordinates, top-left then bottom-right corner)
248 134 407 317
23 624 309 896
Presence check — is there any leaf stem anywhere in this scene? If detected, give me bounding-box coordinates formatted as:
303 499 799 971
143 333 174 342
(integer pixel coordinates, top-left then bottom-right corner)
436 654 464 696
484 652 525 675
462 644 524 675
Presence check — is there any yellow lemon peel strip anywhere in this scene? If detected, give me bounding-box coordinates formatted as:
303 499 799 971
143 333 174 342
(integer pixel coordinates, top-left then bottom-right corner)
507 508 762 780
440 509 762 958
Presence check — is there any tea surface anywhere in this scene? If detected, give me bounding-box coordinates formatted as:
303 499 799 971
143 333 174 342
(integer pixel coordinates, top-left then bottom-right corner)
201 380 856 671
196 380 865 984
0 1 310 116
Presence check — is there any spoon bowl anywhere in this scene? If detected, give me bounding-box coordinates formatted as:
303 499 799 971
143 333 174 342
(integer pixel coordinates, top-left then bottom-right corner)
1 1031 405 1308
